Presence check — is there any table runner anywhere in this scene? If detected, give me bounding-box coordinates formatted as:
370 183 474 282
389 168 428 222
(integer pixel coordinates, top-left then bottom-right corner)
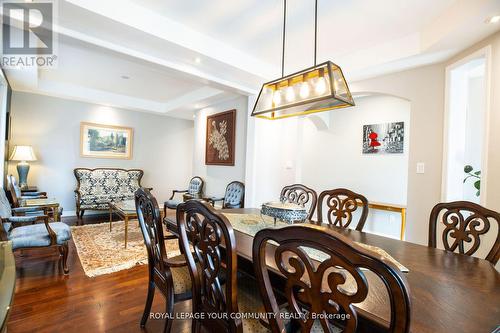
223 213 409 273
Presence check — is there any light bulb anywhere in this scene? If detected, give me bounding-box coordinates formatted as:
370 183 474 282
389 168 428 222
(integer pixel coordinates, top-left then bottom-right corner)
272 89 282 106
299 82 310 99
285 86 295 102
315 77 327 95
262 88 273 109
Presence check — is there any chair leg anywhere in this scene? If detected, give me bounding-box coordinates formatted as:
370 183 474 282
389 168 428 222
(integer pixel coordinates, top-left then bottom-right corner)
141 280 155 328
163 283 175 333
192 320 200 333
60 243 69 274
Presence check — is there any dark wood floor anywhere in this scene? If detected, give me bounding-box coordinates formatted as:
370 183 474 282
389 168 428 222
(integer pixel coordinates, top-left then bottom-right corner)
7 214 192 333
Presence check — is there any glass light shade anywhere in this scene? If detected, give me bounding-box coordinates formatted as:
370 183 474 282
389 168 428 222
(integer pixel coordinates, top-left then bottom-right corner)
9 145 37 161
251 61 354 120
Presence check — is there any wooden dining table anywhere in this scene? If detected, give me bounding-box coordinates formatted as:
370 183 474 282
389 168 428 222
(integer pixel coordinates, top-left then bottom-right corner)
164 208 500 333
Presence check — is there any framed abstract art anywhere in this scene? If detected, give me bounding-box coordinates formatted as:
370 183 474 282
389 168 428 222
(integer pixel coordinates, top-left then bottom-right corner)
205 109 236 165
80 122 133 159
362 121 404 154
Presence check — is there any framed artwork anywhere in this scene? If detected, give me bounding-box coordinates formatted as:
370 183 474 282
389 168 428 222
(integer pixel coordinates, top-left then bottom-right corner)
362 121 404 154
80 122 133 159
205 109 236 165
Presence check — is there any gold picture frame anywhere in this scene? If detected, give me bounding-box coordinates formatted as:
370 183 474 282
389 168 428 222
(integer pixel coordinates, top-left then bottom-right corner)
80 122 133 159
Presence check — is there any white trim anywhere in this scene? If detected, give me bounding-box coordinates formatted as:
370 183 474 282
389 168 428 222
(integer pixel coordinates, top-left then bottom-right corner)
441 45 491 205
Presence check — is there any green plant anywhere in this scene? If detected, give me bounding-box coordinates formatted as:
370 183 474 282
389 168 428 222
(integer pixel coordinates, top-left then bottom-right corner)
463 165 481 197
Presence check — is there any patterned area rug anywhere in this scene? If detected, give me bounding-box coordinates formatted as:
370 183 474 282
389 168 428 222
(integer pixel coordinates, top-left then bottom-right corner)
71 221 181 277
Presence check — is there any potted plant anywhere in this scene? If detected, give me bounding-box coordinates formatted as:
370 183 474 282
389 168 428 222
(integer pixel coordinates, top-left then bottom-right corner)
463 165 481 197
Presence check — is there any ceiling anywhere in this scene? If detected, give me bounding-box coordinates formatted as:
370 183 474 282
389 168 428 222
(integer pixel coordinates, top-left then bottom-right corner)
3 0 500 119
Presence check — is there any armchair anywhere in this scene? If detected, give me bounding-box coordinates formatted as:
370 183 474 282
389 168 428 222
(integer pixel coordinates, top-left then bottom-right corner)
8 175 63 219
164 176 204 213
0 190 71 274
7 174 47 207
207 181 245 209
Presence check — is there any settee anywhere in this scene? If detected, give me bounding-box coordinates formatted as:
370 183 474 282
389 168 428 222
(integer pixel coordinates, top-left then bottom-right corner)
74 168 143 219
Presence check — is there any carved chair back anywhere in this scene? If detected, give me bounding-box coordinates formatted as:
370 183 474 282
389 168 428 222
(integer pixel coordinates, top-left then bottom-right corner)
223 181 245 209
280 184 318 220
176 200 241 333
428 201 500 264
317 188 369 231
188 176 204 197
253 224 411 333
135 188 172 292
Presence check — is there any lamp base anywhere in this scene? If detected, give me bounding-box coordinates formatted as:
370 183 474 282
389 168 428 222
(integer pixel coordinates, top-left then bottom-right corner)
17 161 30 188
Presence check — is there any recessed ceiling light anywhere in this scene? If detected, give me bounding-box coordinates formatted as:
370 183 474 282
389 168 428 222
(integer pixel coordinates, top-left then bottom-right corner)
485 15 500 24
120 75 130 79
194 57 201 64
195 104 201 108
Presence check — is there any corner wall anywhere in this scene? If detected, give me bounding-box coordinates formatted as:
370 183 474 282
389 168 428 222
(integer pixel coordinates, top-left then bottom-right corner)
8 92 194 215
350 63 446 245
192 96 248 198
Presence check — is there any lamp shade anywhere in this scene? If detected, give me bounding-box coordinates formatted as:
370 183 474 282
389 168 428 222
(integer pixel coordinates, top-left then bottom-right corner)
9 145 37 161
251 61 355 120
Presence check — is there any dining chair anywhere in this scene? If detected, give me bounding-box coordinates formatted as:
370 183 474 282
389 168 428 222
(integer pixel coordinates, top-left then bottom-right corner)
176 200 267 333
135 188 192 333
317 188 369 231
207 181 245 209
280 184 318 220
252 224 411 333
163 176 204 214
428 201 500 265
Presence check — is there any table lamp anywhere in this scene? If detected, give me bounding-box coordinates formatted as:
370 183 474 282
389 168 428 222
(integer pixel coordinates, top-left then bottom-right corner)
9 145 37 188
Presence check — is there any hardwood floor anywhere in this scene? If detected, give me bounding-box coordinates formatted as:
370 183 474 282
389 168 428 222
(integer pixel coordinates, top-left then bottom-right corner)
7 214 192 333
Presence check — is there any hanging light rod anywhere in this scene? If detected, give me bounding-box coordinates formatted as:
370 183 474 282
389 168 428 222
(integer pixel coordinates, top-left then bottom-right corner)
251 0 355 120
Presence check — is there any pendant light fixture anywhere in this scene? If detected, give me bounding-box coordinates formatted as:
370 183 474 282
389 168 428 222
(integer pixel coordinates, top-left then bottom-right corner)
251 0 355 120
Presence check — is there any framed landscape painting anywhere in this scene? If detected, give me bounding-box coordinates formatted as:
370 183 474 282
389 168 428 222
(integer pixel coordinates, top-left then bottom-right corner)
205 109 236 166
362 121 404 154
80 122 133 159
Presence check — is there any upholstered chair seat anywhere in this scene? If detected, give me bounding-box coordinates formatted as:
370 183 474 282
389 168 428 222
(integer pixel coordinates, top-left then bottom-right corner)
236 274 270 333
8 222 71 250
168 254 194 294
164 199 181 210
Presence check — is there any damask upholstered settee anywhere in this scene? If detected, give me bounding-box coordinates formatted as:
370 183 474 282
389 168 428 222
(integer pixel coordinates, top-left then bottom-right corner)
74 168 144 219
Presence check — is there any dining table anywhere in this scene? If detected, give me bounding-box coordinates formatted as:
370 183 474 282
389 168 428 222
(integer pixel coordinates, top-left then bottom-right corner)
164 208 500 333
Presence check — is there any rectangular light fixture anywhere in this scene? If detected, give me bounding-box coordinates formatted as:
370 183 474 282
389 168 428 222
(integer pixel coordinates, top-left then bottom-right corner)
251 61 355 120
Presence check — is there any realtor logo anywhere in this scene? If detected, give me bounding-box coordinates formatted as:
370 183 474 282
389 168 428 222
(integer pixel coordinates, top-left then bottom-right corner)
1 1 57 68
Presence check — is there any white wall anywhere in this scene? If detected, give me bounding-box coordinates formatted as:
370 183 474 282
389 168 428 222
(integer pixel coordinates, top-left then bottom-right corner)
8 92 194 215
246 95 410 239
300 95 410 238
350 64 445 245
193 96 248 198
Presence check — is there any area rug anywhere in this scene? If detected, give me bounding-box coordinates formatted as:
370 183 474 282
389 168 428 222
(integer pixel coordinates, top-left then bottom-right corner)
71 221 181 278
